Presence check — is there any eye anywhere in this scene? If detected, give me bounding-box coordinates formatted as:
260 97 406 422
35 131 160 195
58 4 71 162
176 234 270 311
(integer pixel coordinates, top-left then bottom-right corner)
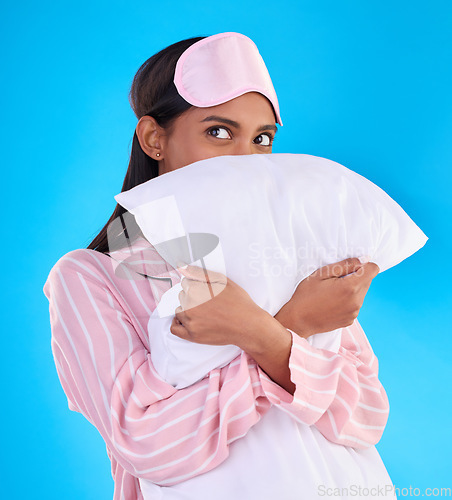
253 134 273 146
207 127 232 140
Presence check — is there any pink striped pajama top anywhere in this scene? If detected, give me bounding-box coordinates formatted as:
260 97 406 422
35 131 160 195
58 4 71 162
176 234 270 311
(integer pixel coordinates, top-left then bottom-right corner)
43 236 391 499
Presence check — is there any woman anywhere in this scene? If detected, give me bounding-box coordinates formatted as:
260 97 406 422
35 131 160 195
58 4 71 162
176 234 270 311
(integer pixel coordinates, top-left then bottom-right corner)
43 32 393 499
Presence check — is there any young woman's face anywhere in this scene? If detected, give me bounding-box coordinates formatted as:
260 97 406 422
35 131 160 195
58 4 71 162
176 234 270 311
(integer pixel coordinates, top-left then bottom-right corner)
156 92 278 175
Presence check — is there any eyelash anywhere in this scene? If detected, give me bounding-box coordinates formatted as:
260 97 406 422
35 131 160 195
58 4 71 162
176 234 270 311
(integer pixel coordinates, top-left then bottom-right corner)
206 126 275 147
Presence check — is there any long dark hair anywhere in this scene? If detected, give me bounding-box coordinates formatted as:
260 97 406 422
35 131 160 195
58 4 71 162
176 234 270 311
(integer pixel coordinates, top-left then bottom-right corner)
86 35 207 254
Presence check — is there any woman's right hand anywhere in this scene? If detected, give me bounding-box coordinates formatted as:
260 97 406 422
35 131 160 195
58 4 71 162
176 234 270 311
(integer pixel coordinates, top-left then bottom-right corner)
274 257 380 338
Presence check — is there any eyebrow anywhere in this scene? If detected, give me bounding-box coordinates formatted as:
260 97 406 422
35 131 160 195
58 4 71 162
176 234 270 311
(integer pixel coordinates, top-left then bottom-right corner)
200 115 278 133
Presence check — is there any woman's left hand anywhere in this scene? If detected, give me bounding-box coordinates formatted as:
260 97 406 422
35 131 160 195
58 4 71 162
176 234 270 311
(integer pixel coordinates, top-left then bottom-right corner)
171 265 273 351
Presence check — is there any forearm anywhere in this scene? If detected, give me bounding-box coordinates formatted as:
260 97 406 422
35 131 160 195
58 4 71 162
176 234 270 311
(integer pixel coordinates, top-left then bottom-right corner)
253 319 390 448
240 312 296 395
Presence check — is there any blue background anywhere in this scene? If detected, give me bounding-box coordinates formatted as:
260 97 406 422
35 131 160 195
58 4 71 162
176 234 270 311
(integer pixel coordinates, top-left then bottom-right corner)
2 0 450 498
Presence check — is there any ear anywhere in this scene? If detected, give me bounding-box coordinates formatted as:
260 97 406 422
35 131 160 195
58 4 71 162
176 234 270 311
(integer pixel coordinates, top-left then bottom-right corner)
135 116 166 161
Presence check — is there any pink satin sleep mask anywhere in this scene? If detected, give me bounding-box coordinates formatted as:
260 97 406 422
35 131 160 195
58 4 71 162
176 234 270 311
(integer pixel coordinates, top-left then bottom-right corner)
173 32 283 126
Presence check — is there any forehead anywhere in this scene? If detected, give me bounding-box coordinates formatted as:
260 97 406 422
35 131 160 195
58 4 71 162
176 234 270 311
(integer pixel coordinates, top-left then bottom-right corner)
181 92 276 124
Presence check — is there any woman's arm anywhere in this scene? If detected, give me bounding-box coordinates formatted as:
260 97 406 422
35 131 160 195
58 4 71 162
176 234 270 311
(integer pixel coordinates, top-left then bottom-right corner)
257 259 389 448
174 259 388 449
44 250 277 486
274 257 378 338
254 320 389 448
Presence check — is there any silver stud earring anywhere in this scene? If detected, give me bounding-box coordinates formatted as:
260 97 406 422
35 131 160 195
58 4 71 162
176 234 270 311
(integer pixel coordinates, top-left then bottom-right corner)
156 153 160 158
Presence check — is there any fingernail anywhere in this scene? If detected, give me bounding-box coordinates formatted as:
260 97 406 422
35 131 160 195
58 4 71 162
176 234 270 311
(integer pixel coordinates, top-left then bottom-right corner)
358 255 371 264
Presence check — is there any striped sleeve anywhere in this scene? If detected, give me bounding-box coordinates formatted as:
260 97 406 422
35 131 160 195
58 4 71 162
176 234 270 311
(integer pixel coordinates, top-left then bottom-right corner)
257 320 390 448
43 249 274 487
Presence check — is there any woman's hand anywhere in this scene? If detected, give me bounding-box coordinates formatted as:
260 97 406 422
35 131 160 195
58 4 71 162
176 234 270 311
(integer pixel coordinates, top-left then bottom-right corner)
170 265 276 353
274 257 380 338
170 265 298 394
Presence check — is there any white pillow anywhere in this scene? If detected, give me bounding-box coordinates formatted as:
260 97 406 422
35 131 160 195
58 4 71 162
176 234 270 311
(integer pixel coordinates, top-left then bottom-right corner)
114 153 428 388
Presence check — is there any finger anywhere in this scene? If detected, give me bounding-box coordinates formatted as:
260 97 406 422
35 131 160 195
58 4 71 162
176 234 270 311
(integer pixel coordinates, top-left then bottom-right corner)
171 315 182 326
175 306 189 324
178 291 186 311
179 265 205 281
180 276 190 292
180 281 217 310
180 265 226 284
180 276 218 295
368 262 380 277
342 262 380 282
170 316 188 338
313 257 367 280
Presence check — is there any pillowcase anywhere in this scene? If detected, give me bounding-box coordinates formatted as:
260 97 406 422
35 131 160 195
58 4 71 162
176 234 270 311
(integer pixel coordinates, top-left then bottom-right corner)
114 153 428 388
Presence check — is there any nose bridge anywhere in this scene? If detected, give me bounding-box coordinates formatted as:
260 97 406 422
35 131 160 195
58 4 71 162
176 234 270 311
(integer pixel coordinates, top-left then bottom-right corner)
232 138 254 156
